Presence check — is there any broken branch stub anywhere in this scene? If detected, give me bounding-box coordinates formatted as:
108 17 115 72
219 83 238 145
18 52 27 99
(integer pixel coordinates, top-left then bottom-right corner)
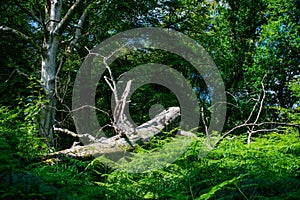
112 80 135 136
48 107 181 158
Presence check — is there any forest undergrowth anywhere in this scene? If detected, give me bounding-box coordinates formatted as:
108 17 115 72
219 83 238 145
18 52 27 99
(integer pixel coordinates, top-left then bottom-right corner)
1 111 299 200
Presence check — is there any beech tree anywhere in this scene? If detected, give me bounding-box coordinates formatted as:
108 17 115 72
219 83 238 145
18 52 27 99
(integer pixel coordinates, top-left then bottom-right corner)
1 0 196 148
0 0 162 146
2 0 297 156
1 0 90 145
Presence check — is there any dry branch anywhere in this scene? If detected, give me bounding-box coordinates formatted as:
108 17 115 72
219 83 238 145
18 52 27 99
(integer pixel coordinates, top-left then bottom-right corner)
219 75 300 144
48 107 181 158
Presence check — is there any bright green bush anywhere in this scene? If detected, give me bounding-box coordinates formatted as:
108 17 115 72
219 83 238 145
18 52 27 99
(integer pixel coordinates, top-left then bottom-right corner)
88 131 300 200
1 103 299 199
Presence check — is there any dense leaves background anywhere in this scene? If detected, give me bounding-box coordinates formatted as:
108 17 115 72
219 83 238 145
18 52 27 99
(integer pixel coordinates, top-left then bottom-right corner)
0 0 299 199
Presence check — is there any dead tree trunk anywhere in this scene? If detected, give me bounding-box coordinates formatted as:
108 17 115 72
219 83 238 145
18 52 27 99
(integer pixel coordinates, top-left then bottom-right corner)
50 57 184 158
50 106 181 158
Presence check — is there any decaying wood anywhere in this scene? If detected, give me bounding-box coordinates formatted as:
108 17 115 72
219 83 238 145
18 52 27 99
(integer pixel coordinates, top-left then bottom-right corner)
48 40 185 159
218 76 300 145
48 107 181 158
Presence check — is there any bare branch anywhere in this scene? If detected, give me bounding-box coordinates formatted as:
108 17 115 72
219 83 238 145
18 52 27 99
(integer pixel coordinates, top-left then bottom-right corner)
0 26 42 52
114 80 132 122
15 0 42 24
253 76 267 125
54 8 87 102
53 126 98 143
54 0 85 35
93 42 134 136
218 75 300 145
247 75 267 143
4 69 29 85
201 107 209 136
113 80 134 135
53 127 79 137
104 76 116 95
249 129 282 135
66 9 87 54
103 58 118 101
48 107 181 158
71 105 111 118
245 95 260 124
220 122 300 143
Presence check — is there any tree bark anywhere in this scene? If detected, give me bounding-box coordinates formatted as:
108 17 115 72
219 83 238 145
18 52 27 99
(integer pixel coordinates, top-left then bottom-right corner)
40 0 85 145
39 0 61 145
48 107 182 158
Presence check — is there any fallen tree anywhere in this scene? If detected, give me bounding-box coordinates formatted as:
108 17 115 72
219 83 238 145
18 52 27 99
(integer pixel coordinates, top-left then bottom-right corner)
49 106 181 158
47 47 188 160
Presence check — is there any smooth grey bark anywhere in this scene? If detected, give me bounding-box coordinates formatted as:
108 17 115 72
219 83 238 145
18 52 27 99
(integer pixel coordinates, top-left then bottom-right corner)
39 0 60 145
39 0 85 145
1 1 190 152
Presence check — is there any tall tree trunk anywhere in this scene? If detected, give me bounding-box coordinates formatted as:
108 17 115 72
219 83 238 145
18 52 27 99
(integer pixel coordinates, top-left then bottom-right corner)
40 38 59 146
39 0 86 145
1 0 86 146
40 0 62 145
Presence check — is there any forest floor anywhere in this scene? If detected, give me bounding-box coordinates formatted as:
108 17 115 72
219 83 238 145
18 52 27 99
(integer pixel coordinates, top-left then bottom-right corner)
1 128 300 199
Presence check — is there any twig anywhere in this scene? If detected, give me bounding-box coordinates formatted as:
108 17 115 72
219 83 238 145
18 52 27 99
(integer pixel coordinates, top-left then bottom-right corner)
54 0 85 35
218 75 300 145
15 0 42 24
0 26 42 52
247 75 267 143
53 126 98 143
201 107 209 136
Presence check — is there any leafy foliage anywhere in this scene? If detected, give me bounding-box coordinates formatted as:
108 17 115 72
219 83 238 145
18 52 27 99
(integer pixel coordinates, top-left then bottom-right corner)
2 105 299 199
88 131 300 199
1 0 299 199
